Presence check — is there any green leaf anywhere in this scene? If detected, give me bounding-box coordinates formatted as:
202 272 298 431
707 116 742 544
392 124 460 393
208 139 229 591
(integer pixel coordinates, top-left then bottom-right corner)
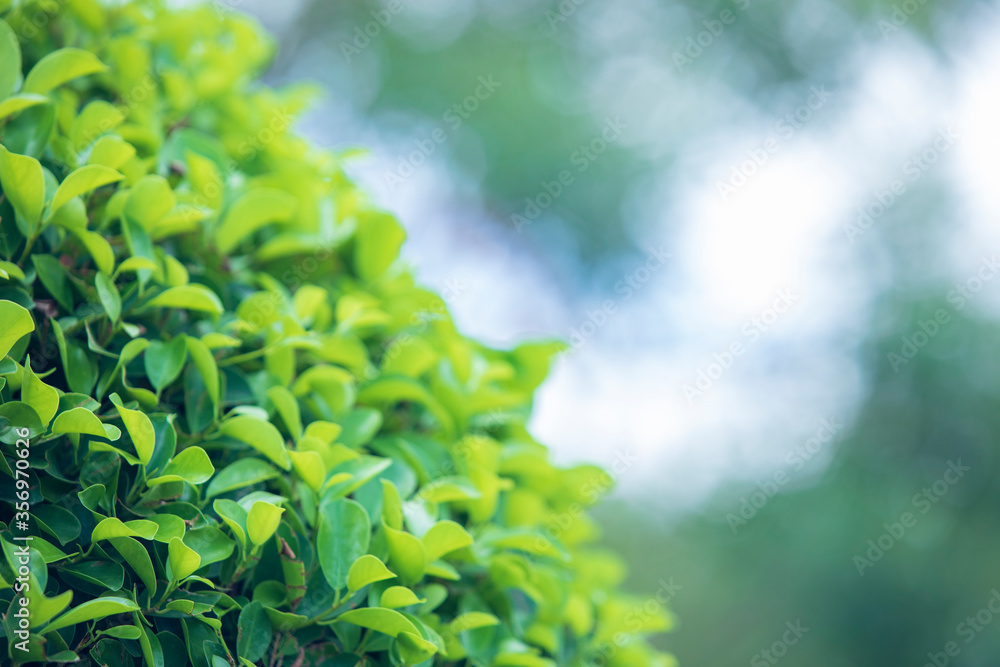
124 175 176 229
215 187 296 254
336 607 420 638
32 254 74 311
146 446 214 486
91 517 159 541
186 335 219 406
111 395 155 465
167 536 201 582
206 458 280 498
449 612 500 633
148 284 223 315
0 145 44 225
183 526 235 566
96 272 122 322
355 212 406 282
246 501 284 546
267 385 302 440
213 499 248 550
0 93 48 120
109 536 157 597
384 522 427 585
237 601 272 663
148 513 186 543
52 407 122 441
317 498 371 591
396 631 439 664
50 164 123 215
422 520 474 561
380 586 425 609
144 336 188 392
347 554 396 592
24 47 107 95
44 597 140 634
219 415 290 470
22 356 58 426
0 19 21 100
288 450 325 492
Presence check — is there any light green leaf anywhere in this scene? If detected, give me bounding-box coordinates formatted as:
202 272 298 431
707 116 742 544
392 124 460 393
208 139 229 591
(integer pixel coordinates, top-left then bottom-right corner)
148 284 223 315
347 554 396 592
91 517 159 541
23 47 107 95
0 144 44 225
246 501 284 546
44 597 139 634
88 135 136 170
449 612 500 633
422 520 474 561
167 536 201 581
146 446 214 486
0 94 48 120
219 415 290 470
52 407 121 441
213 498 248 549
185 336 219 406
49 164 123 215
418 476 482 503
77 230 116 275
384 522 427 585
96 271 121 322
21 356 58 426
380 586 425 609
124 175 175 229
147 513 186 543
317 498 370 591
336 607 419 638
267 385 302 440
215 188 296 254
396 631 439 664
114 256 157 275
288 450 325 492
355 211 406 282
110 395 154 465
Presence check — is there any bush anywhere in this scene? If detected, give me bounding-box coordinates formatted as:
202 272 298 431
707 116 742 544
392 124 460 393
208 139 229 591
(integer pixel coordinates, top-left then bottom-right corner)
0 1 674 665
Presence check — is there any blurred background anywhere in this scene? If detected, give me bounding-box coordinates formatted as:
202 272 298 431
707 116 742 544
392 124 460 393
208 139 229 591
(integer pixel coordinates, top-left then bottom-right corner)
180 0 1000 663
